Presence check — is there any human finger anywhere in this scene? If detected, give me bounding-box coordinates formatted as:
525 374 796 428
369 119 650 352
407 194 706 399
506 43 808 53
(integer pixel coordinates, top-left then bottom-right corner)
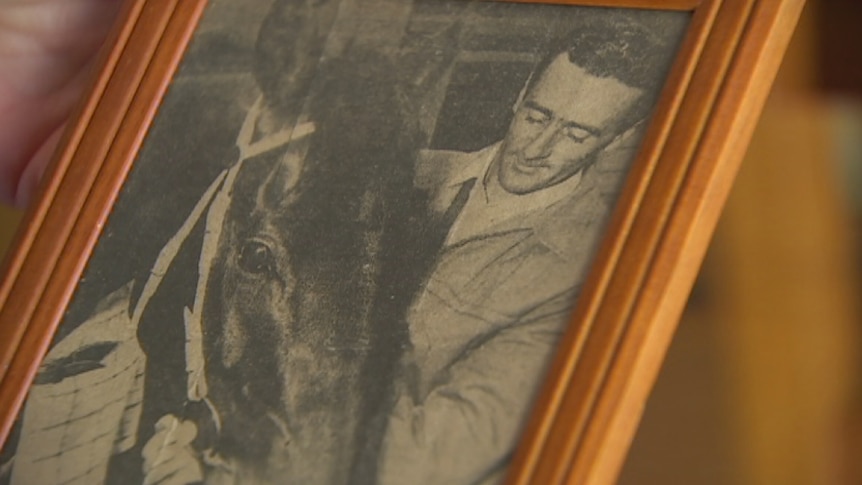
143 419 199 472
143 416 181 471
142 449 204 485
0 0 125 206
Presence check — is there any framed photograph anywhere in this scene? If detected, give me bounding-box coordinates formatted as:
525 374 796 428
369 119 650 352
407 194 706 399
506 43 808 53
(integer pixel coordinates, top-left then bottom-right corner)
0 0 803 484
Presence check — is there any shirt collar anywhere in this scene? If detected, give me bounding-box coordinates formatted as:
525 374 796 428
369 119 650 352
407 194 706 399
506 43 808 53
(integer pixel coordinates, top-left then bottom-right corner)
445 143 500 188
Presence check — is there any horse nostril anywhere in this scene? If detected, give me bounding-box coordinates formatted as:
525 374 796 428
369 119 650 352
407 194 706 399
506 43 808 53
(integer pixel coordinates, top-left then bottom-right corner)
238 240 277 276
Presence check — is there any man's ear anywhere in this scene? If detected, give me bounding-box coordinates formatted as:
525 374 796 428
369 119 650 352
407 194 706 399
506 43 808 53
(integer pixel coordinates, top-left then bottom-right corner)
602 118 647 153
512 76 532 115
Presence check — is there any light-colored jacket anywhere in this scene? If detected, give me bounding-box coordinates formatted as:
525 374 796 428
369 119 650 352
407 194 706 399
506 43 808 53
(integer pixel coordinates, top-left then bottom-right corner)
377 142 628 485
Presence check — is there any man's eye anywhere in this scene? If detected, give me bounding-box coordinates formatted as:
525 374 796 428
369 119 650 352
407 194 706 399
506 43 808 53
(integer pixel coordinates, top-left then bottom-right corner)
564 126 592 143
524 110 548 125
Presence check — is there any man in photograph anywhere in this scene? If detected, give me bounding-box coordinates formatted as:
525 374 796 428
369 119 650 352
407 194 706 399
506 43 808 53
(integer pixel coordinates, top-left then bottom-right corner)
376 13 680 485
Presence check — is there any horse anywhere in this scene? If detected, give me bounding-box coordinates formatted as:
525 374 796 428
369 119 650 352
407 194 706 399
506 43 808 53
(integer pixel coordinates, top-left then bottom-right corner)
196 59 432 484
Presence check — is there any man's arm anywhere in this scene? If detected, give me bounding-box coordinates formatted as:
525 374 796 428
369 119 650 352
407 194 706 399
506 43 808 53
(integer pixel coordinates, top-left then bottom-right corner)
377 295 575 485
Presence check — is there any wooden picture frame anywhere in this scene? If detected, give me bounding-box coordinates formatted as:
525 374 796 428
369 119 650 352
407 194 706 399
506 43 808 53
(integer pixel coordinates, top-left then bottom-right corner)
0 0 804 483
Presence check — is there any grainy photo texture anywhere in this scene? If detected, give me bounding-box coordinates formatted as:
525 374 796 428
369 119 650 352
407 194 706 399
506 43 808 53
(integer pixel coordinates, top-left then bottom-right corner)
1 1 688 484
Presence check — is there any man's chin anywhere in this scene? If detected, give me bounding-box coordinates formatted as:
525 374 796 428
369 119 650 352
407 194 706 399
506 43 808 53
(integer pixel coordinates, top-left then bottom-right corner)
497 155 552 195
498 171 547 195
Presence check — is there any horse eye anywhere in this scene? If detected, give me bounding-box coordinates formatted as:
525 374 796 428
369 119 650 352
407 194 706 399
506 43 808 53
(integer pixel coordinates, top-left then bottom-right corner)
237 240 277 276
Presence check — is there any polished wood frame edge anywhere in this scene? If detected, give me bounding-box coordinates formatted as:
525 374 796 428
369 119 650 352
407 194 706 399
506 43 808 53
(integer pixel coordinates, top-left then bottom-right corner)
0 0 180 388
497 0 701 11
0 0 147 313
567 1 808 483
506 0 806 482
0 0 208 446
549 0 803 483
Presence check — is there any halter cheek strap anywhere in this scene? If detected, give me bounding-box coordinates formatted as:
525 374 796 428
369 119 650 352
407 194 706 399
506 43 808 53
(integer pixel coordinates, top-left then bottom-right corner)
128 96 315 411
185 100 315 404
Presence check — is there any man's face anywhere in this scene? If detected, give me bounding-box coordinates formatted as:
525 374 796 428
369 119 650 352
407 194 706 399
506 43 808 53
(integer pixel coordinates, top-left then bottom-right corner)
497 54 644 195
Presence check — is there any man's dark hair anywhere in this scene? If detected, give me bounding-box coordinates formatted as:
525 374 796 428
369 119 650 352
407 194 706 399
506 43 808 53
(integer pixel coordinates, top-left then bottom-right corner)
527 10 688 128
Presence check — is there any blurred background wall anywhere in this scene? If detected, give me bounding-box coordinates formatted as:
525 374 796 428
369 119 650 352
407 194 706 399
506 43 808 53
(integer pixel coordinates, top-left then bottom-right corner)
0 1 859 483
620 1 862 483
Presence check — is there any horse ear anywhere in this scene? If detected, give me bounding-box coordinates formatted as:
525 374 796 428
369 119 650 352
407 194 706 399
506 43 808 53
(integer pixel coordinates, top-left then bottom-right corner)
395 21 462 144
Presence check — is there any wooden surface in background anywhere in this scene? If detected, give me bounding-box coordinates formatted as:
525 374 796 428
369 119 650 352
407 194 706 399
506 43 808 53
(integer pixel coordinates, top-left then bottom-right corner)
618 308 739 485
621 96 861 485
714 95 860 485
0 207 21 258
621 3 862 482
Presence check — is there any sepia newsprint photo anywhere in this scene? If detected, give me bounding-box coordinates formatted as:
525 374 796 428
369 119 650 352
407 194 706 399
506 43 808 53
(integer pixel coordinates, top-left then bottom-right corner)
1 1 689 484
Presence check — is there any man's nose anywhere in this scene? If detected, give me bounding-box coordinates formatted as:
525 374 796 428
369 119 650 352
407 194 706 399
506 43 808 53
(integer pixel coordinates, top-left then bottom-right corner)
523 126 557 160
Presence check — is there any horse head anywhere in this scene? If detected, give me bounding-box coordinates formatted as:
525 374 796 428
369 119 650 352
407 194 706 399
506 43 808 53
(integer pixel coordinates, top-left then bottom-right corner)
198 58 424 483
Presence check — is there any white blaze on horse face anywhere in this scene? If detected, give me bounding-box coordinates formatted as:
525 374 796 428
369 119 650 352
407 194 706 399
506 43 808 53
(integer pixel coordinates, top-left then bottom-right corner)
279 148 304 195
251 121 316 211
220 306 248 369
279 121 316 193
